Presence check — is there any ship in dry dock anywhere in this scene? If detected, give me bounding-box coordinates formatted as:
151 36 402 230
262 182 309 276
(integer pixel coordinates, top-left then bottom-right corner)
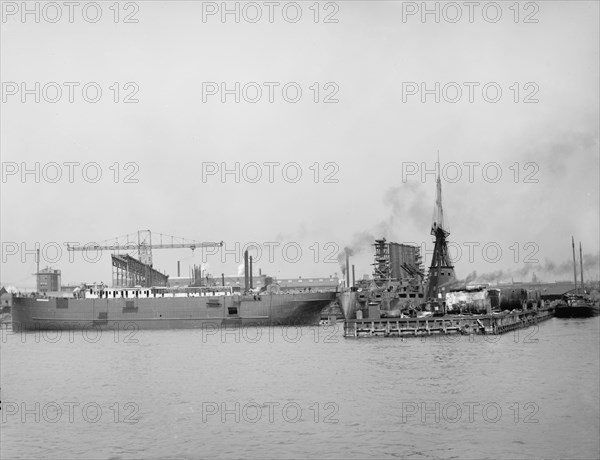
10 234 336 331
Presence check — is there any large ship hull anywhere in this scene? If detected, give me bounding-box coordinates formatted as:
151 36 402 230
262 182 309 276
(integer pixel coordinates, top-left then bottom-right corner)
11 292 337 331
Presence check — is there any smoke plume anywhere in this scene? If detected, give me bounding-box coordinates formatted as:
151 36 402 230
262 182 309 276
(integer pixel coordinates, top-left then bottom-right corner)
338 183 430 272
452 252 600 285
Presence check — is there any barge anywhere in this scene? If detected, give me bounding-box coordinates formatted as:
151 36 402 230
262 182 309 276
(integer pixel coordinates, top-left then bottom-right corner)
344 306 555 337
343 284 554 337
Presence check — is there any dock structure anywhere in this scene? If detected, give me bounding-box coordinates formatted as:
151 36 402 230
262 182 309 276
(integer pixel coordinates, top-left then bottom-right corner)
343 306 554 338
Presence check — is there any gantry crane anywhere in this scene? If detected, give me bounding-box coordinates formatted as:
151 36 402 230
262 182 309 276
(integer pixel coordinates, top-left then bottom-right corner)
66 230 223 287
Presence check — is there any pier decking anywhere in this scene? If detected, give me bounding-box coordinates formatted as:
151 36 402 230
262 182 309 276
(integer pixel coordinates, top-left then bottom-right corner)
343 306 554 338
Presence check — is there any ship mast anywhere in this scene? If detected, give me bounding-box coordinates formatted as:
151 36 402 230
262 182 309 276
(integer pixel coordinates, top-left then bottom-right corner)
426 153 455 300
572 236 578 294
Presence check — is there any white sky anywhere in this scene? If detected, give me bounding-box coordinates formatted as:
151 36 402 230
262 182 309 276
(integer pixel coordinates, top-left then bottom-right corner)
1 1 599 287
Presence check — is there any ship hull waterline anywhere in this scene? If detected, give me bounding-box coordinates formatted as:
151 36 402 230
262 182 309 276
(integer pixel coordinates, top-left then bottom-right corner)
11 292 337 331
554 303 600 318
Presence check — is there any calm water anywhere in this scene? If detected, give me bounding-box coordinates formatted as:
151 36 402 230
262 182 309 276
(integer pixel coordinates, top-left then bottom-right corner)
1 317 599 460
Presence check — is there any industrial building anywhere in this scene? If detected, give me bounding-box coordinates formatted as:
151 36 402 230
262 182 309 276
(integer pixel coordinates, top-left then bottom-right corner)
372 239 424 285
36 267 61 292
388 242 425 282
111 254 169 288
494 282 578 301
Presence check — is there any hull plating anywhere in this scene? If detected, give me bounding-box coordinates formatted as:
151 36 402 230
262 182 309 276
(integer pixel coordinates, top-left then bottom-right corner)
11 292 337 331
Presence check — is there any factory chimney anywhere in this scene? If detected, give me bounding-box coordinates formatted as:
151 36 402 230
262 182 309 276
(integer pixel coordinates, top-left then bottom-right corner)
244 250 249 292
249 256 253 290
346 252 350 288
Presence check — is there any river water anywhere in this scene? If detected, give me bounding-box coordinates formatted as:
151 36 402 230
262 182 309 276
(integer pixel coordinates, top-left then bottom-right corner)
1 317 598 459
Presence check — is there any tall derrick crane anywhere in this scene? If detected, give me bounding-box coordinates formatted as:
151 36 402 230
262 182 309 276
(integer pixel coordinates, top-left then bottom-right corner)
426 156 456 300
66 230 223 287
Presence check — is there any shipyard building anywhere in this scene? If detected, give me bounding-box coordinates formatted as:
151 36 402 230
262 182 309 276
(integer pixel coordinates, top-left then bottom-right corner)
36 267 61 292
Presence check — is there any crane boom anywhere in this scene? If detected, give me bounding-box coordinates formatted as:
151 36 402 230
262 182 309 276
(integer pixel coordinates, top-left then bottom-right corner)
65 230 223 266
67 242 223 251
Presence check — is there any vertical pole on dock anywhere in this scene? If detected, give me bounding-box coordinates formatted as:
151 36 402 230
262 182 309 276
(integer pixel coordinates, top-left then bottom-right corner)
572 237 578 294
352 264 355 288
36 248 40 292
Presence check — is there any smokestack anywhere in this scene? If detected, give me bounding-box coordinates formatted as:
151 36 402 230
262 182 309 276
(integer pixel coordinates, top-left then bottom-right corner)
579 242 585 295
352 264 356 288
250 256 253 289
572 237 578 293
346 251 350 288
244 250 249 292
177 261 181 277
222 273 225 287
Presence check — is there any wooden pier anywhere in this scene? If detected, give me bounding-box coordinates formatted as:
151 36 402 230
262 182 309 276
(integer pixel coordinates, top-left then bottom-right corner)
343 306 554 338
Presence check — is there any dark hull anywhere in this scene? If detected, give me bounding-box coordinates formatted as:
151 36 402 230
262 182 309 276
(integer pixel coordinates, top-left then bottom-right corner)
11 292 337 331
554 302 600 318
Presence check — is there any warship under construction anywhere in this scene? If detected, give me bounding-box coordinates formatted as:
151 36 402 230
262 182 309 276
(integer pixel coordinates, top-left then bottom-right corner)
340 164 555 337
339 165 452 320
